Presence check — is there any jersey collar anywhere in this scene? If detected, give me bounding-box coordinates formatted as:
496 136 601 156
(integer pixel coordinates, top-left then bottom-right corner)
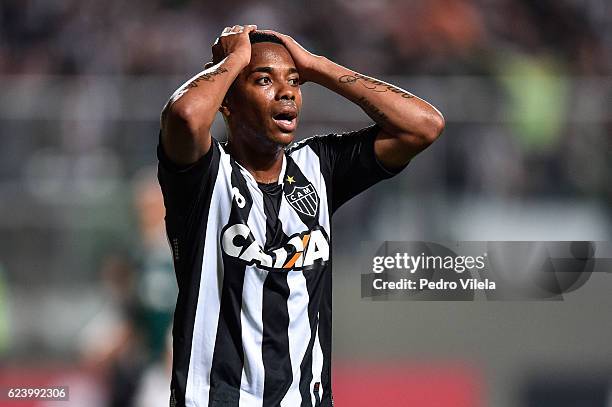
232 151 287 187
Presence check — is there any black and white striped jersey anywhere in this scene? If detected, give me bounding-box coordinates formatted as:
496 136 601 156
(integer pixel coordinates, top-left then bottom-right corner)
157 124 406 407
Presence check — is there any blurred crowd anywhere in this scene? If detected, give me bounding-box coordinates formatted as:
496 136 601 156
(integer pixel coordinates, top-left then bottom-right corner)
1 0 610 76
1 0 610 201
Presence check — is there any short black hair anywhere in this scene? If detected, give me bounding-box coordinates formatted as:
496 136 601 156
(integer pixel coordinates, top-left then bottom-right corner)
212 31 284 65
248 31 284 46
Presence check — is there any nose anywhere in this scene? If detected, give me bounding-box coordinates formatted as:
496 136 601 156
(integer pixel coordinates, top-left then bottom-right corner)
275 82 296 101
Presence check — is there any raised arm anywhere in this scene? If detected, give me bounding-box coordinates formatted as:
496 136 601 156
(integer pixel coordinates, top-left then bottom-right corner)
160 25 257 166
265 31 445 170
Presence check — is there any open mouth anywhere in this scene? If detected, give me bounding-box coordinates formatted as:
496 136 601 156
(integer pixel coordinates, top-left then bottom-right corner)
272 111 298 133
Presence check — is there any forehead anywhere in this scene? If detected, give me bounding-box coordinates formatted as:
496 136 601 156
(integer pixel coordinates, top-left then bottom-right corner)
247 42 296 72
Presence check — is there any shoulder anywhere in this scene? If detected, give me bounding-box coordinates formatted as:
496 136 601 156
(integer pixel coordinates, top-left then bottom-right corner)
286 134 328 156
286 124 380 156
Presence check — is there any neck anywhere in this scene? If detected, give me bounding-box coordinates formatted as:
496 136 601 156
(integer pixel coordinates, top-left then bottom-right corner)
227 138 284 184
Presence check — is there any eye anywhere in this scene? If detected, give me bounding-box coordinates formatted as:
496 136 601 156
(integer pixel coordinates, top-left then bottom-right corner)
255 76 271 85
288 77 300 86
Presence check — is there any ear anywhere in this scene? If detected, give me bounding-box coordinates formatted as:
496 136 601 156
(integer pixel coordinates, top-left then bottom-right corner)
219 96 230 117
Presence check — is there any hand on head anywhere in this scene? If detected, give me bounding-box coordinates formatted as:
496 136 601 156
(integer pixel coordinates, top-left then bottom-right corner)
211 24 258 67
206 26 321 84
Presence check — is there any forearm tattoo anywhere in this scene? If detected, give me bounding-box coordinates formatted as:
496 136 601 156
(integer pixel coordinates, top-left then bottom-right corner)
339 73 414 98
357 96 388 124
186 67 229 89
163 66 230 115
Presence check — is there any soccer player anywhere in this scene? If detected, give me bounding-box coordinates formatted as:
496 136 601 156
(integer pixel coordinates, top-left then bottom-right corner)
157 25 444 407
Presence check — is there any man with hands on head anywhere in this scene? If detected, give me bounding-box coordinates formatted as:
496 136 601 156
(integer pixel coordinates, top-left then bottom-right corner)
158 24 444 407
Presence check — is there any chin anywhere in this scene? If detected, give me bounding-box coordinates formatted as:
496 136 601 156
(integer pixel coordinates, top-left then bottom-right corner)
278 133 295 146
267 131 295 147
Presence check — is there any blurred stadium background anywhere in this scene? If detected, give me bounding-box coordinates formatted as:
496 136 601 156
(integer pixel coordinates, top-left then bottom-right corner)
0 0 611 406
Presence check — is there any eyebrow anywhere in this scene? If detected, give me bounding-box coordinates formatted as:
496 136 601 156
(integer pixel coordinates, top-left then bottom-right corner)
249 66 299 75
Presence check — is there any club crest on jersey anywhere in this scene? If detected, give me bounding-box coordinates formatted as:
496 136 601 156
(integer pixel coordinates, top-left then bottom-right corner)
286 183 319 217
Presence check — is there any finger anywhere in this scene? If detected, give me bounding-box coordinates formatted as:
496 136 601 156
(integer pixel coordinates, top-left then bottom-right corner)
244 24 257 33
231 25 243 32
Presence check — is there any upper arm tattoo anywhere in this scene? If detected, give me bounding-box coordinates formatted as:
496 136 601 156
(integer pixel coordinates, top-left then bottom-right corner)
357 96 388 124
